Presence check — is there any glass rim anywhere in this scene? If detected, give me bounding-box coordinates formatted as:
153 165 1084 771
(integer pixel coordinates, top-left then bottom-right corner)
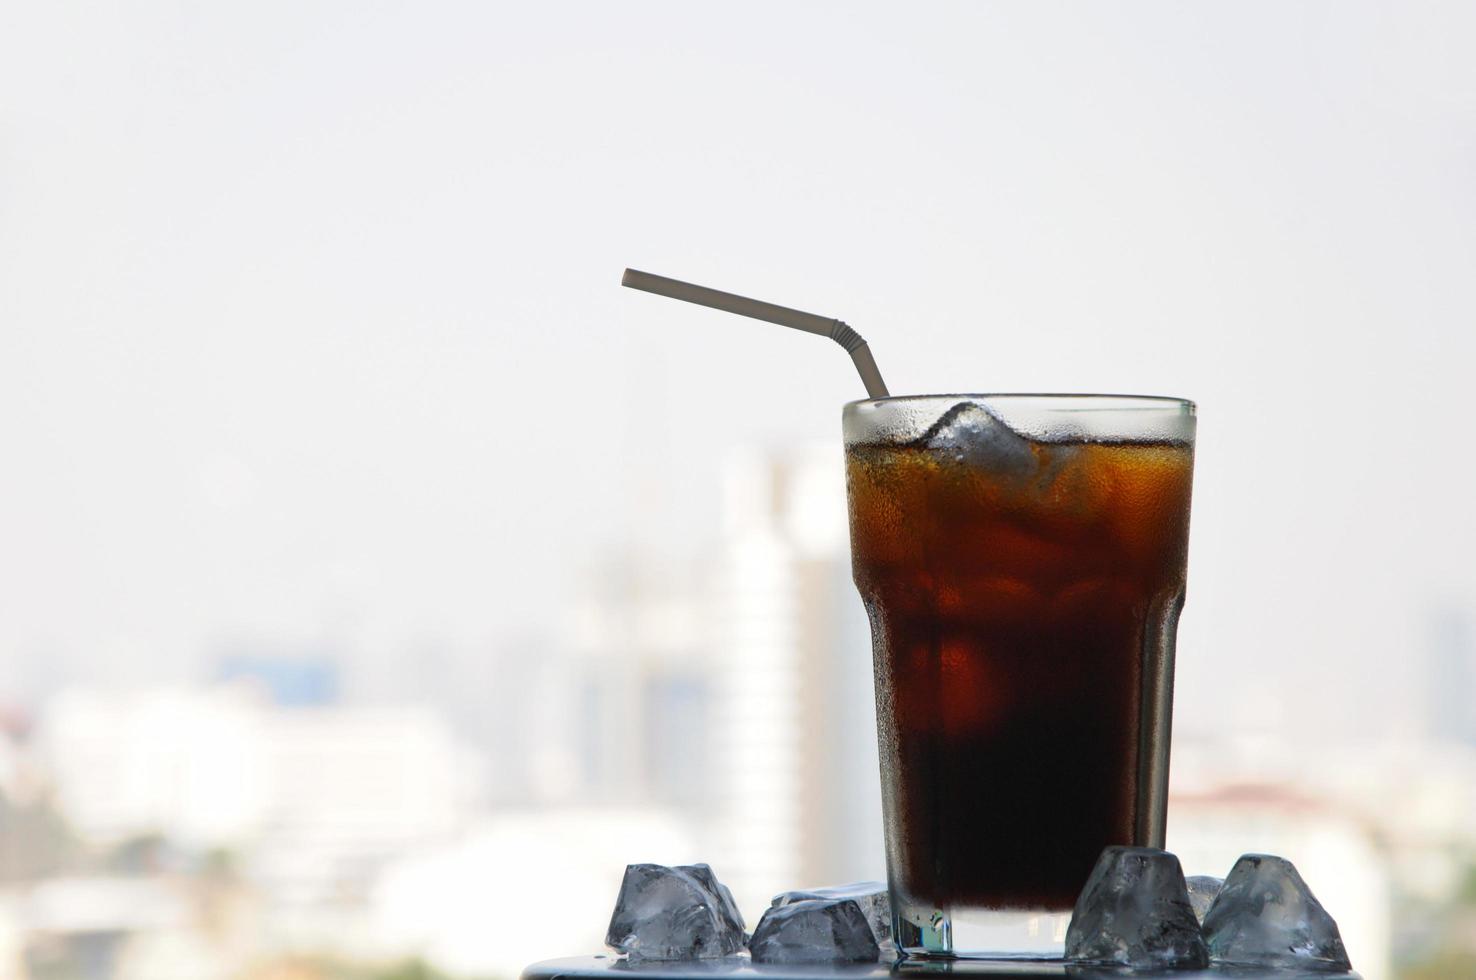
844 392 1196 414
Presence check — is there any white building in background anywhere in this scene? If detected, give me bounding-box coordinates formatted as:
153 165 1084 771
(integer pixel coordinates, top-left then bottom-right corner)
35 686 478 940
709 445 884 913
40 688 270 846
249 704 476 914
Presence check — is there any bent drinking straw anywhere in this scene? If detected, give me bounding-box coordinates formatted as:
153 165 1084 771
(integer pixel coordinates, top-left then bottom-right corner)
621 268 890 399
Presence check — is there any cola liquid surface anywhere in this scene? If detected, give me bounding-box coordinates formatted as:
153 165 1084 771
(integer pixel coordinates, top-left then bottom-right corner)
846 430 1194 912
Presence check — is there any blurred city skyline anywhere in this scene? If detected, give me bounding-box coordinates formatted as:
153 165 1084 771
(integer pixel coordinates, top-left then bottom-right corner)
3 0 1476 977
4 440 1475 978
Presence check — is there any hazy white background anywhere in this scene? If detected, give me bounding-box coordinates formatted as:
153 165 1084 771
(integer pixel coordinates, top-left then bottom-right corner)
3 1 1473 743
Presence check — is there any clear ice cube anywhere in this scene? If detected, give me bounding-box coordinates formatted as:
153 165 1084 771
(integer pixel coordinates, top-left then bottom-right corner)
1202 854 1352 971
1064 846 1209 969
605 863 745 960
918 402 1038 476
1185 875 1224 924
678 864 747 943
748 897 881 964
772 881 890 944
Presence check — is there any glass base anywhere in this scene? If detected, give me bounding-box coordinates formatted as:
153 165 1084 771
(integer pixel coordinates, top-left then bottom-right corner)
895 906 1070 961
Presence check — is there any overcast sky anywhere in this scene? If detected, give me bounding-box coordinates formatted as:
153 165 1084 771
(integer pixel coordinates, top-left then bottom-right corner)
3 0 1474 735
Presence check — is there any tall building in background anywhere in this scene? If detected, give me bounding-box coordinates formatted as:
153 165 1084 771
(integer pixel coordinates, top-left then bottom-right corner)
1426 608 1475 745
710 445 884 912
563 554 714 807
549 444 885 911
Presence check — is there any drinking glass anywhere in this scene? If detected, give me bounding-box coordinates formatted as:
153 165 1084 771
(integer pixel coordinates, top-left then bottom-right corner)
843 394 1196 959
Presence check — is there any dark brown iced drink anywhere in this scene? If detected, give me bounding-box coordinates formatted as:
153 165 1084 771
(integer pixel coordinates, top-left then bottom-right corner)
844 396 1195 955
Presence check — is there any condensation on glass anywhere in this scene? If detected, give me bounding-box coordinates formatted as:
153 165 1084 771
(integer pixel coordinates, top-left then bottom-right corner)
843 394 1196 959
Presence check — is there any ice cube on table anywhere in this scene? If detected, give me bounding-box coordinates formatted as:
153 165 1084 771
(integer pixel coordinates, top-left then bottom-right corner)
677 864 747 944
749 897 881 964
1202 854 1352 971
772 881 890 944
605 863 746 960
1064 846 1209 969
1185 875 1224 924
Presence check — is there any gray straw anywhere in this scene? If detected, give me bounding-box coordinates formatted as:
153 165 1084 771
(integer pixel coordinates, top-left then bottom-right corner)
621 269 890 399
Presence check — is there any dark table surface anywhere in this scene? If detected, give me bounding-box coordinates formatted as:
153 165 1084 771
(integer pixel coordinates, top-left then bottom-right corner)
520 955 1360 980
